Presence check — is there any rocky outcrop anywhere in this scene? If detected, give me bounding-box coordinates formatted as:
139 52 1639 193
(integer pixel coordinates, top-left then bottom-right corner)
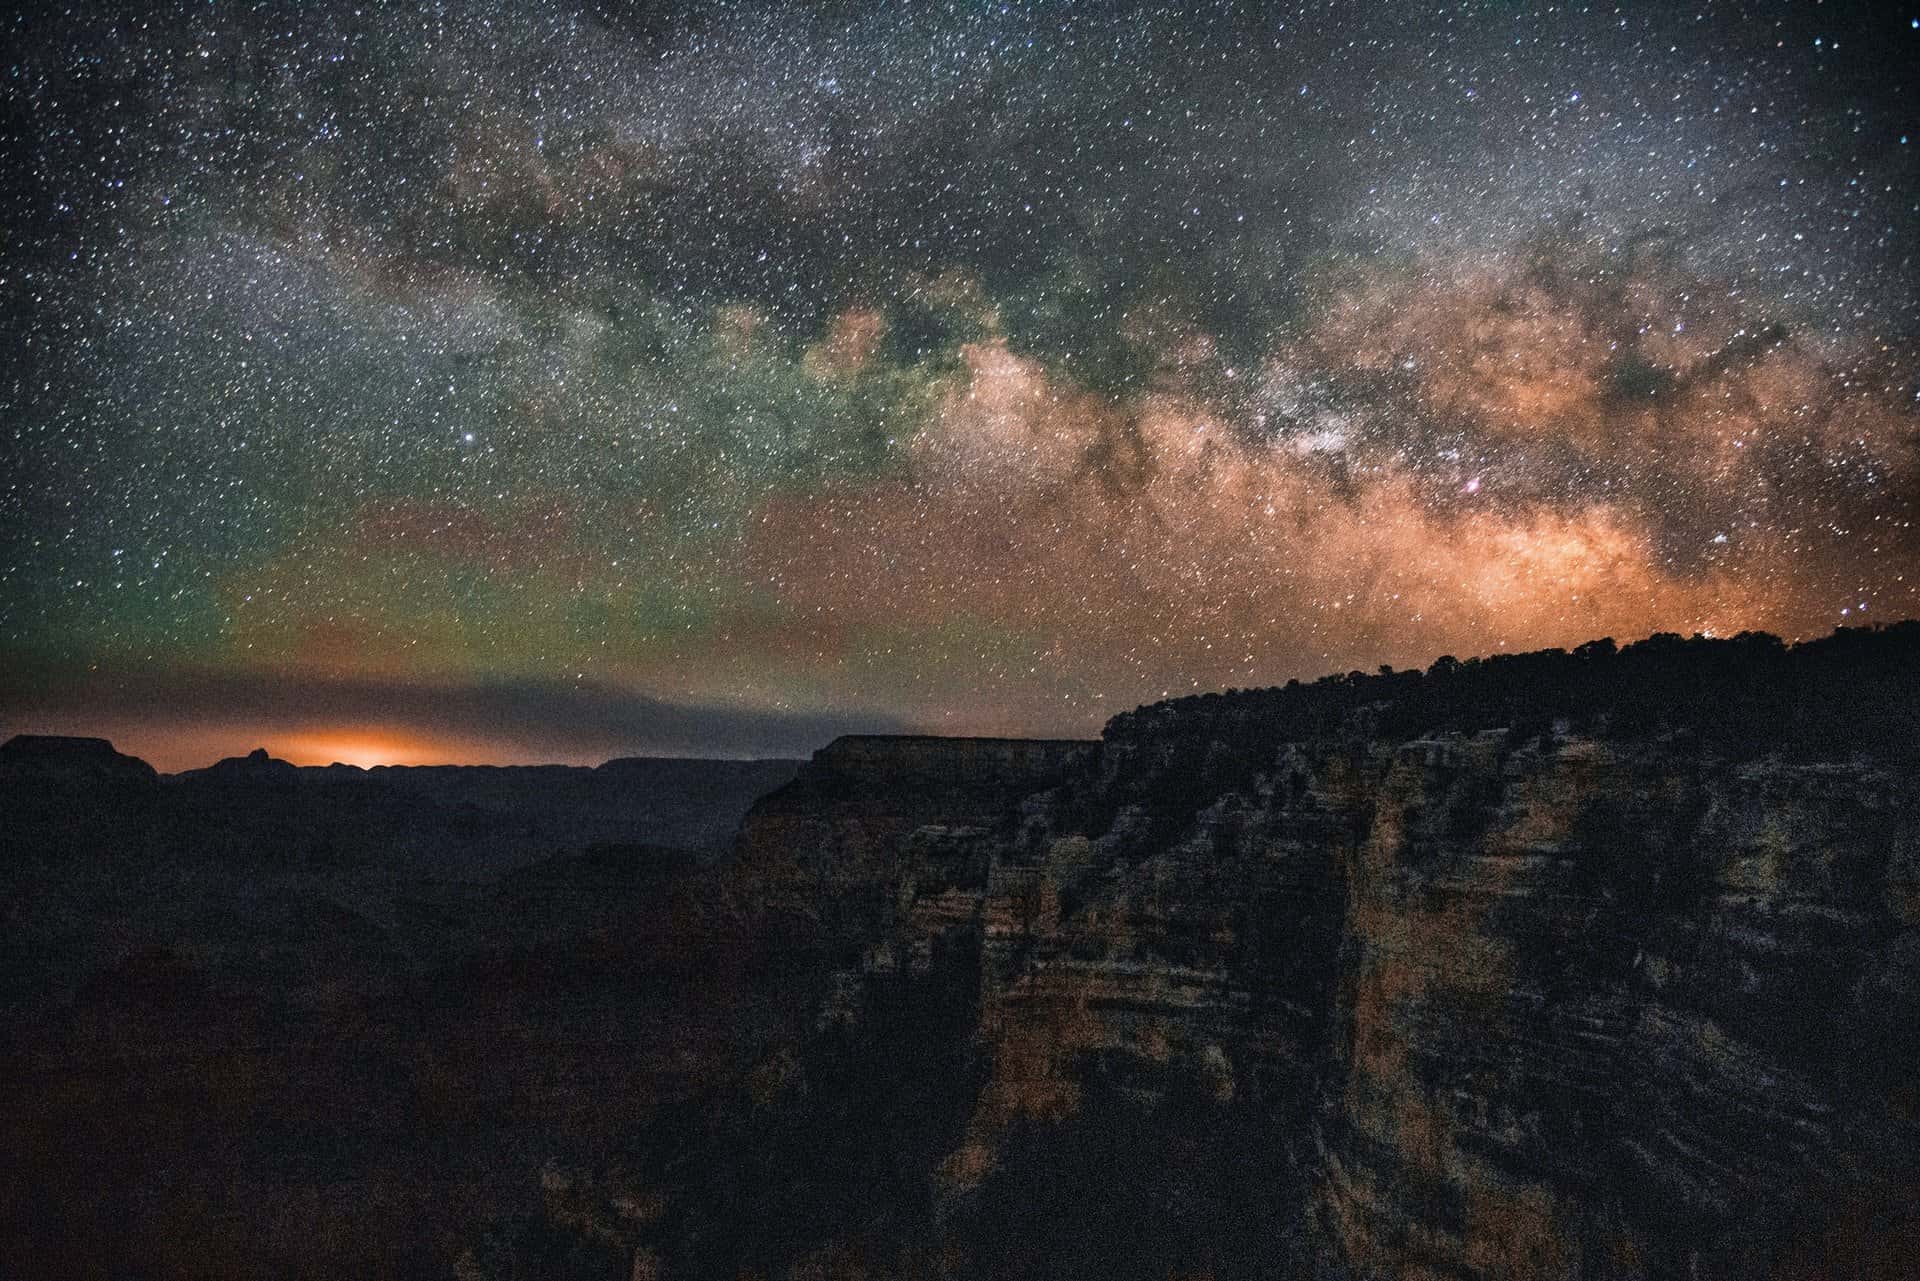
724 626 1920 1278
0 734 158 785
730 735 1096 929
183 746 301 784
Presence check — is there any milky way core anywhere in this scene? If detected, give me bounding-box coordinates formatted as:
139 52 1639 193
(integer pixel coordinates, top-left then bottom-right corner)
3 2 1917 764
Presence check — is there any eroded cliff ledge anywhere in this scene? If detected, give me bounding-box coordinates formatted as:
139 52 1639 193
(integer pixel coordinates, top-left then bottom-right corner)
724 626 1920 1279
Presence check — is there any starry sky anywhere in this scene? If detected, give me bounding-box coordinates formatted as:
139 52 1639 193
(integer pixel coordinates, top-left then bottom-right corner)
3 0 1917 768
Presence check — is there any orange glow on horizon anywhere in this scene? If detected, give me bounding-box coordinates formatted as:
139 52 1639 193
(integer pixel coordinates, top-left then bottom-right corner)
270 729 451 768
247 724 606 770
0 718 612 773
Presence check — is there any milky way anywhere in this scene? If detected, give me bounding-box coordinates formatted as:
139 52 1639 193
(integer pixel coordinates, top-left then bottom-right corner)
3 1 1917 765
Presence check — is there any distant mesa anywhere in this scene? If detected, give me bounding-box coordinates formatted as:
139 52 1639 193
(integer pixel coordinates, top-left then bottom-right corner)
0 734 159 785
183 746 301 785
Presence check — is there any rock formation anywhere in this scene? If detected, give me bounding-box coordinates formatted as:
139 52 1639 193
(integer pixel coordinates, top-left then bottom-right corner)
0 734 158 785
183 746 302 784
711 625 1920 1278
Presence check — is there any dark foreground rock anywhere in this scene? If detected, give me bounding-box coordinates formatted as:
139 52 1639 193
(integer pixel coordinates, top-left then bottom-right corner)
0 734 158 785
699 625 1920 1279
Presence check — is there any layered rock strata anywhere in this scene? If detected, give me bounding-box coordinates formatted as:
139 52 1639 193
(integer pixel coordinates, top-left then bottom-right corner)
729 635 1920 1278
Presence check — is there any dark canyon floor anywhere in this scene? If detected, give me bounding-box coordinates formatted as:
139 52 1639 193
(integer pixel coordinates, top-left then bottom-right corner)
5 625 1920 1279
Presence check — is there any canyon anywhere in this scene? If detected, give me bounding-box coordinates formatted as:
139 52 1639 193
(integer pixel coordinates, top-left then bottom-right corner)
5 626 1919 1278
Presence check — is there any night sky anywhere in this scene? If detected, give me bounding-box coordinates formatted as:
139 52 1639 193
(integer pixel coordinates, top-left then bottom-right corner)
3 1 1917 768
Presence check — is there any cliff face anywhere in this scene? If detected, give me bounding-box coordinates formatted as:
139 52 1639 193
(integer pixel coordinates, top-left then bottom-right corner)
1084 725 1920 1279
726 666 1920 1276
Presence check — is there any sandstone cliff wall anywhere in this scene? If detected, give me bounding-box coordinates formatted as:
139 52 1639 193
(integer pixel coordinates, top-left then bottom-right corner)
732 690 1920 1277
